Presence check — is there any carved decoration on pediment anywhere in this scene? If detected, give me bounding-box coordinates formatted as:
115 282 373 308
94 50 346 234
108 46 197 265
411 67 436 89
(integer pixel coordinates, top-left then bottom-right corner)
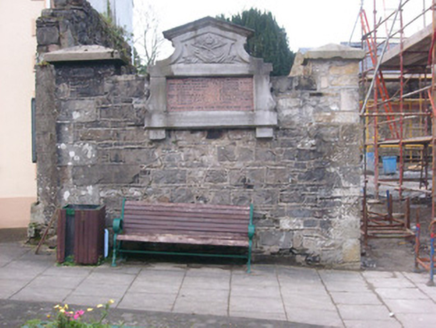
180 34 243 64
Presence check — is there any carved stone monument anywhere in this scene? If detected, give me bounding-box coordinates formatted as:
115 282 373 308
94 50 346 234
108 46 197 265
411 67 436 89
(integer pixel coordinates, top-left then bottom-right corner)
145 17 277 140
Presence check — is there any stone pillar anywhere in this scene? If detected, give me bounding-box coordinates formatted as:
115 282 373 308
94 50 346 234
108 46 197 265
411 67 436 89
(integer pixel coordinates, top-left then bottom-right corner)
304 44 364 269
30 65 59 236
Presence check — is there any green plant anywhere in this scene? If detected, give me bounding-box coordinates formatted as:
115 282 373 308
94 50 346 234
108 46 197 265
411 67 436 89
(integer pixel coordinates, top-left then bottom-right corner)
22 300 122 328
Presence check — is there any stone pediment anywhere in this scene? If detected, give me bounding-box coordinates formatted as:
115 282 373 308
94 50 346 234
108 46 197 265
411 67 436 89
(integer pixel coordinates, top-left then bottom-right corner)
162 17 253 65
145 17 277 140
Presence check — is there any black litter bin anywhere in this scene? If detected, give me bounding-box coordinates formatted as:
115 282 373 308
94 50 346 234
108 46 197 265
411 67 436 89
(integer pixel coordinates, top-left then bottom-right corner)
57 204 105 264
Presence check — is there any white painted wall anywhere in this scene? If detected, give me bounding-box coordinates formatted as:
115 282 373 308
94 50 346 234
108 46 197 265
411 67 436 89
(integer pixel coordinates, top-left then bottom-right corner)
0 0 46 228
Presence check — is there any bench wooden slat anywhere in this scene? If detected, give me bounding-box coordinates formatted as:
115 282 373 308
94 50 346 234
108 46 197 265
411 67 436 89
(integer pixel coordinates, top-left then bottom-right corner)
117 233 249 247
123 223 249 232
125 201 249 211
123 224 248 234
123 215 249 225
124 211 249 221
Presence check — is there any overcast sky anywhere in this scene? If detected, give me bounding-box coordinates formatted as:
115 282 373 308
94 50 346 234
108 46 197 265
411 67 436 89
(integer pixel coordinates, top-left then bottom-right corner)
133 0 431 60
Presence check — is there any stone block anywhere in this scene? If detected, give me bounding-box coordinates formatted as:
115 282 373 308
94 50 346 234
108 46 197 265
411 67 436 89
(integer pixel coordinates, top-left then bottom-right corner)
257 231 293 248
217 146 236 162
342 238 361 263
280 218 304 230
279 192 305 204
37 26 59 46
100 104 136 121
228 130 254 140
252 190 278 205
340 89 359 111
171 188 195 203
266 168 288 184
105 75 146 98
255 149 277 162
187 170 206 185
57 143 97 165
329 63 359 76
152 169 187 185
287 208 313 218
330 75 359 86
60 99 96 122
237 148 254 162
231 191 252 206
60 186 100 205
205 170 228 183
112 149 158 165
209 191 231 205
229 169 265 187
72 165 140 186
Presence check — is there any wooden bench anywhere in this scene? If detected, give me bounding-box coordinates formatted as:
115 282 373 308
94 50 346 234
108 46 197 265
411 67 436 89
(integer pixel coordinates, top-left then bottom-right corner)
112 200 255 272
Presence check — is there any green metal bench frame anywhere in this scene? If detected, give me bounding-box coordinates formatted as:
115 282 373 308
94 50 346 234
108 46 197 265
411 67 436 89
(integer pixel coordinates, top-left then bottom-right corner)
112 200 255 272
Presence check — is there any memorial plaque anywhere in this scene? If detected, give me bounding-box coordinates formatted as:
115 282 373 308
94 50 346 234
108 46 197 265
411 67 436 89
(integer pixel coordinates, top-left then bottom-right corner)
167 77 253 112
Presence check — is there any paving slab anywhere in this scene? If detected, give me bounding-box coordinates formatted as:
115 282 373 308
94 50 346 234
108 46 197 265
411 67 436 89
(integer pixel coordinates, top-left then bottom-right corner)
231 283 281 297
282 293 336 312
25 274 85 289
42 265 94 277
343 320 402 328
365 277 416 289
11 286 73 303
395 313 436 328
329 291 382 305
375 287 429 300
336 304 392 321
382 299 436 314
173 295 228 316
230 295 285 315
119 292 176 312
287 308 343 328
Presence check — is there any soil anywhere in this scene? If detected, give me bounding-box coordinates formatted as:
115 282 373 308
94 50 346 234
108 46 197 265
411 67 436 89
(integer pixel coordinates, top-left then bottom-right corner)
361 199 434 272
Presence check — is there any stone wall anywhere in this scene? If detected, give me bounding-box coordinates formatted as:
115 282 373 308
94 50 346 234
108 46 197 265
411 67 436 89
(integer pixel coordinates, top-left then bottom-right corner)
34 54 363 269
33 3 363 268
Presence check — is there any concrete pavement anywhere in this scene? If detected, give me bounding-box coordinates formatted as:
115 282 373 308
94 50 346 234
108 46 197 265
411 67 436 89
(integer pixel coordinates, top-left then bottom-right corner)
1 241 436 328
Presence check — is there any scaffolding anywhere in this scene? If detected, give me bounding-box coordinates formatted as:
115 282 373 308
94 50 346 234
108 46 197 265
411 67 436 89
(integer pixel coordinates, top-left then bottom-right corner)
359 0 436 273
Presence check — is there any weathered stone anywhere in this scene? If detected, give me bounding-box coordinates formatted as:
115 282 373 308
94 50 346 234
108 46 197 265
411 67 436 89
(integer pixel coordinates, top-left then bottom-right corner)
231 192 252 206
72 165 140 185
152 169 187 185
329 63 359 76
171 188 195 203
255 149 277 162
100 104 136 121
237 148 254 162
217 146 236 162
229 169 265 187
266 168 288 184
37 26 59 45
205 170 228 183
60 99 96 122
57 142 97 165
258 231 293 248
252 190 278 205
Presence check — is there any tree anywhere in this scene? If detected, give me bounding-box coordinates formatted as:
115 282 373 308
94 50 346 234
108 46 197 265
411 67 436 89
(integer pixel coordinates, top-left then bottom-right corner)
134 2 164 74
220 9 295 76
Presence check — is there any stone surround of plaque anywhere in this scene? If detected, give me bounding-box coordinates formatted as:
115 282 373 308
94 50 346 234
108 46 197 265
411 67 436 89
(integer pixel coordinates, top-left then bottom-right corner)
145 17 277 140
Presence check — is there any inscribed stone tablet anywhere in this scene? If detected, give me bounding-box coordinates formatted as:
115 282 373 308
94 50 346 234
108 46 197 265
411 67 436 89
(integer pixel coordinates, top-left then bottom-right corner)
167 77 253 112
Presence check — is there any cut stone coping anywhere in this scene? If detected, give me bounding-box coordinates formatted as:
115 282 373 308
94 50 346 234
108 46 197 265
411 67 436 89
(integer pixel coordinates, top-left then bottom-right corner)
43 45 127 64
303 43 365 63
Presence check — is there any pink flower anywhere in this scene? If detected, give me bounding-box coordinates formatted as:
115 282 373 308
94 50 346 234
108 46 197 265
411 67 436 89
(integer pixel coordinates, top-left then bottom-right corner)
73 310 85 320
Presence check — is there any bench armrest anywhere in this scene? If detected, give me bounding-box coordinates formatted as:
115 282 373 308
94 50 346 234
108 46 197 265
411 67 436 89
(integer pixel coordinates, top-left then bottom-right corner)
113 218 123 234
